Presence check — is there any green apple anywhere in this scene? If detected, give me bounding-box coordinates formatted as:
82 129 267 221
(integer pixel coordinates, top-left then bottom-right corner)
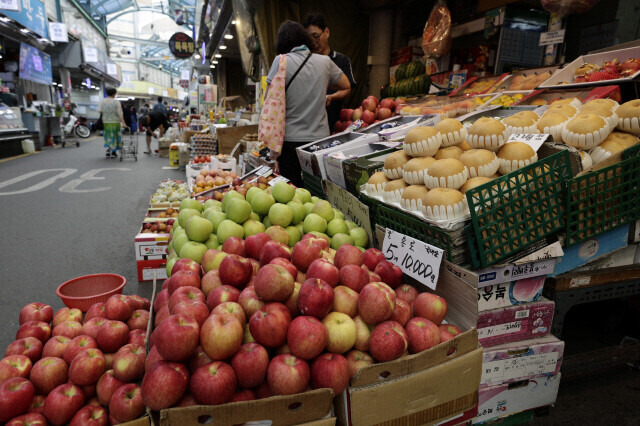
167 240 174 253
222 190 244 212
178 208 201 228
180 198 203 213
326 218 348 237
203 199 220 211
249 212 260 221
303 213 327 234
349 227 369 248
167 249 178 260
251 191 275 215
330 233 354 250
286 226 302 247
333 209 345 220
272 181 296 203
263 216 272 228
172 233 190 255
287 201 306 225
296 223 305 235
266 225 290 245
295 188 312 203
312 200 335 222
180 241 208 263
292 196 303 204
345 220 357 231
243 219 266 237
173 228 186 240
246 186 262 204
268 203 294 227
311 196 321 204
204 234 219 249
304 202 314 216
166 257 179 277
205 210 227 233
226 198 252 224
217 219 244 243
185 215 213 242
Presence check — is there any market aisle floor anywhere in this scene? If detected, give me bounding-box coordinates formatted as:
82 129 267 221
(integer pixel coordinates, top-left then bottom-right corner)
0 134 182 352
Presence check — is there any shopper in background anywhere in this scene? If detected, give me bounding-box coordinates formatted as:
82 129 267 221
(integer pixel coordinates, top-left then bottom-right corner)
266 20 350 187
98 87 127 158
302 13 356 133
130 105 138 133
138 103 150 133
141 110 170 154
153 96 167 116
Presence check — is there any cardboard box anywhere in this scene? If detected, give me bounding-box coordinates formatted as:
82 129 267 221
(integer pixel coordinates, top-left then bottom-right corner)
480 335 564 385
216 124 258 155
135 230 169 282
441 259 556 289
473 374 561 423
436 404 479 426
323 145 398 190
136 258 168 282
158 389 334 425
296 132 375 179
550 224 630 277
342 151 392 195
477 298 555 348
477 276 545 312
548 264 640 291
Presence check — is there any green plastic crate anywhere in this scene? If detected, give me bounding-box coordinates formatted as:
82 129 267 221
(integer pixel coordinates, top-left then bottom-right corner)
466 150 572 269
565 144 640 246
302 170 325 199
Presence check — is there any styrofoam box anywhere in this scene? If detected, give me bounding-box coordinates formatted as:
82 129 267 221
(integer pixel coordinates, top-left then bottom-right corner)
539 46 640 89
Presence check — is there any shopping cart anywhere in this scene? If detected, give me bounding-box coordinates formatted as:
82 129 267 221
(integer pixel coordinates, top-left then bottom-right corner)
119 128 138 161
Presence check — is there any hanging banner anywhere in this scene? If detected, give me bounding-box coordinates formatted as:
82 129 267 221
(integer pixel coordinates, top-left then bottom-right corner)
168 32 195 59
19 42 52 85
2 0 48 38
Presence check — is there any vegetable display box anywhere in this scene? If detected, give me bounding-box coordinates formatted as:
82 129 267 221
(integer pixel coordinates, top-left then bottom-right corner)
477 298 554 348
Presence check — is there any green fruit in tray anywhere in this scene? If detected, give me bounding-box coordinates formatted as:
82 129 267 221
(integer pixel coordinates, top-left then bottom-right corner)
345 220 357 231
204 234 219 249
303 213 328 234
243 219 266 237
272 181 296 203
222 191 244 212
266 225 290 245
180 241 207 263
181 198 203 213
333 209 345 220
295 188 312 203
330 233 354 250
304 202 314 216
226 199 252 224
206 210 227 233
178 208 200 228
327 218 348 237
288 201 306 225
269 203 294 227
217 219 244 243
246 186 262 204
185 216 213 242
166 257 178 277
251 191 276 215
349 227 369 247
312 200 335 222
172 233 189 255
286 226 302 247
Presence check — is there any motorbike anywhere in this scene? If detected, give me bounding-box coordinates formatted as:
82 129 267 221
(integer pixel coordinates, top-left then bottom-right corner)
63 114 91 139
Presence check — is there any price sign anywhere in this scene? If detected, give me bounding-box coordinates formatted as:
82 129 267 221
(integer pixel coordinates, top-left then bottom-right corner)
106 63 117 76
84 47 98 63
381 228 443 290
506 133 549 152
49 22 68 42
539 29 566 46
268 175 289 186
148 87 155 95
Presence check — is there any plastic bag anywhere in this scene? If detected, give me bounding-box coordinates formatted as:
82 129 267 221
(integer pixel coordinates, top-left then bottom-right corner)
541 0 600 16
421 0 451 58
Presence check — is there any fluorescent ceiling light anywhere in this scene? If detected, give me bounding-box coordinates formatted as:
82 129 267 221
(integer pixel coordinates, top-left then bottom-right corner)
219 45 227 50
231 20 237 25
214 53 221 58
224 34 233 39
194 54 201 59
20 28 30 33
212 60 218 64
0 17 11 22
210 65 215 68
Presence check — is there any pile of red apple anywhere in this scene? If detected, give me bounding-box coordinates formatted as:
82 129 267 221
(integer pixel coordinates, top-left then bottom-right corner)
335 96 401 132
141 219 175 234
191 155 211 164
0 294 152 425
197 175 276 202
146 234 462 410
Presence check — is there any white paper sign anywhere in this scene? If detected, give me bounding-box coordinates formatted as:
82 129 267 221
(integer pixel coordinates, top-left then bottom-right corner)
0 0 20 12
107 63 117 76
181 69 190 80
481 352 559 384
49 22 68 42
381 228 443 290
506 133 549 152
89 95 99 103
539 29 566 46
162 90 168 97
148 87 155 95
268 175 289 186
84 47 98 63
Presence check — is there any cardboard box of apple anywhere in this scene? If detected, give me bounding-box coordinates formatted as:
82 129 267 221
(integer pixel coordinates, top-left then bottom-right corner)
0 294 153 425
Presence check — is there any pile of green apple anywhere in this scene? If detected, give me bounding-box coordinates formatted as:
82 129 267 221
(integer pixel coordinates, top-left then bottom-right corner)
167 182 369 270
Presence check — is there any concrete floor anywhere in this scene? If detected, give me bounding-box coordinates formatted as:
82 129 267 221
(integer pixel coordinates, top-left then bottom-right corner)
0 135 638 424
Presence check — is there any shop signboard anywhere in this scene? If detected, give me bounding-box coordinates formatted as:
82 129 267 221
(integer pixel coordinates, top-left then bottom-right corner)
48 22 68 42
168 32 195 58
1 0 48 39
19 42 52 85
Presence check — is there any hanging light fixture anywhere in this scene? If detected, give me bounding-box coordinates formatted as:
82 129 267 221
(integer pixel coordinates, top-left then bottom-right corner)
224 34 233 39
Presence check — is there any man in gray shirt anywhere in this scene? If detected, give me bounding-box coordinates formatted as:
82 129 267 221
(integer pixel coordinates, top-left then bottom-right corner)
153 97 167 117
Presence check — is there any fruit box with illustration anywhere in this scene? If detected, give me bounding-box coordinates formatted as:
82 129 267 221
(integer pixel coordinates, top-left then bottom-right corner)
335 265 482 426
480 334 564 386
473 374 561 424
441 259 556 289
296 132 374 179
323 145 399 190
494 66 561 92
477 276 545 312
477 298 555 348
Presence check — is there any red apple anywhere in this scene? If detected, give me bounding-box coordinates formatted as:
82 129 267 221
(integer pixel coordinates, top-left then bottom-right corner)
357 282 396 325
302 234 330 250
334 244 364 269
173 300 209 327
340 108 353 121
69 405 107 426
390 299 411 327
42 336 70 359
306 258 339 287
245 233 272 260
29 357 67 395
141 361 190 410
231 389 256 402
322 312 357 353
16 321 51 344
27 395 45 415
353 316 371 352
0 378 35 423
290 240 323 272
254 264 295 302
104 295 133 322
200 314 243 361
112 344 145 382
52 308 82 328
362 98 377 112
169 286 206 312
259 240 291 266
333 286 359 317
103 353 115 371
109 383 144 422
190 362 237 405
351 108 363 121
5 338 43 363
221 236 246 257
250 259 261 277
238 286 265 318
287 316 328 360
63 335 98 364
206 285 240 310
43 383 84 425
413 293 448 325
189 346 213 373
284 282 302 317
128 295 150 311
269 258 298 280
297 278 334 319
363 248 386 271
439 324 462 343
52 321 83 339
338 265 370 293
230 343 269 388
201 270 223 297
175 394 197 407
361 109 375 124
96 321 129 354
395 284 418 305
168 270 202 295
128 329 146 346
145 346 164 372
369 321 408 362
126 310 150 330
154 315 199 362
6 413 47 426
82 318 108 340
79 383 96 400
211 302 246 328
310 353 349 394
249 303 292 348
68 348 106 386
368 271 382 282
170 258 202 277
345 350 374 380
153 289 169 313
218 254 253 289
267 354 310 395
96 370 126 406
19 303 54 326
406 317 441 353
0 355 32 383
154 305 170 328
374 261 404 289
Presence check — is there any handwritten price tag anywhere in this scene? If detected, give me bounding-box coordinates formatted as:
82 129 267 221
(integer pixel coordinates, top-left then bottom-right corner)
506 133 549 152
381 229 443 290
